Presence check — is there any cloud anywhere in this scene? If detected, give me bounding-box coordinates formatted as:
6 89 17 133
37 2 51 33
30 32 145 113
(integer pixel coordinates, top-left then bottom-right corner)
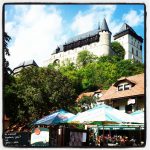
71 5 118 35
122 10 144 27
5 5 66 69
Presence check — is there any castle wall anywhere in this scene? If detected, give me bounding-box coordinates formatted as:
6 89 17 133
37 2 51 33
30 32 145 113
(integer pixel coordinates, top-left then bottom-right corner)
48 31 112 65
114 34 142 63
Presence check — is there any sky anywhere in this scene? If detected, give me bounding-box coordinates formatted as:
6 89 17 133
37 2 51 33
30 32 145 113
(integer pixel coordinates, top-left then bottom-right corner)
4 4 145 69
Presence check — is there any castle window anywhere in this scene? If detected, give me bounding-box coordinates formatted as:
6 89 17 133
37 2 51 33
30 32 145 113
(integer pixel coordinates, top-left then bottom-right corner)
140 45 142 50
136 50 138 57
132 48 134 54
56 47 60 53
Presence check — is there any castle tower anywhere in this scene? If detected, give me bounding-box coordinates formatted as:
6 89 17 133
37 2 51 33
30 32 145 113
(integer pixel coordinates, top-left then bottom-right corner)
99 18 112 56
113 23 143 62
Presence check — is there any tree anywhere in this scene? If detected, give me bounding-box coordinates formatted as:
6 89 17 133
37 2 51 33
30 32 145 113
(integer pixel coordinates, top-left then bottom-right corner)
116 59 144 77
98 55 121 63
59 62 83 94
3 32 12 84
77 50 97 67
11 66 77 123
3 32 15 121
111 41 125 60
78 96 96 111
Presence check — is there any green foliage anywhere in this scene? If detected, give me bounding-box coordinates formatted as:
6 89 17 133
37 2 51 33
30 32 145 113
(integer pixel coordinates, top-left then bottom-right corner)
3 32 15 120
3 32 12 84
78 96 95 111
111 41 125 60
77 50 97 67
5 66 77 123
59 55 144 92
59 62 83 94
116 59 144 77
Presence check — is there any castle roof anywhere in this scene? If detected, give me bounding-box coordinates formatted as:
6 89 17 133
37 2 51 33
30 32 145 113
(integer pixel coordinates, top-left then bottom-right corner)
52 29 100 54
113 23 143 42
67 29 100 44
119 23 136 33
13 60 38 74
100 18 110 32
52 18 111 55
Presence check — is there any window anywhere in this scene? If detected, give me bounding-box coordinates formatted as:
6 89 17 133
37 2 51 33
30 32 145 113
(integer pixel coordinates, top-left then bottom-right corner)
118 83 131 91
124 84 130 90
136 50 138 57
140 45 142 50
132 48 134 54
118 85 124 91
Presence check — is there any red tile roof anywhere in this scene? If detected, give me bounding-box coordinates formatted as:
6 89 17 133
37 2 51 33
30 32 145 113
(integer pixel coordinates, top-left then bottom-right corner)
76 92 94 102
100 73 144 101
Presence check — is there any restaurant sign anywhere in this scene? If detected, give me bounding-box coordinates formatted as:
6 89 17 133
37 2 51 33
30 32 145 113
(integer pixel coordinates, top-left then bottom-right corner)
98 125 144 131
127 99 135 105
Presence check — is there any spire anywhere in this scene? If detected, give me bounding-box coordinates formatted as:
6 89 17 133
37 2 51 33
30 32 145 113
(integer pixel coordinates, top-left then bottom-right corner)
100 18 110 32
119 23 136 33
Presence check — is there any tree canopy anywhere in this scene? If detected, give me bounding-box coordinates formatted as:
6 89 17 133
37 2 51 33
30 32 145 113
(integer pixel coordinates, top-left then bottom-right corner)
59 54 144 91
111 41 125 60
77 50 97 67
5 66 77 124
4 32 12 84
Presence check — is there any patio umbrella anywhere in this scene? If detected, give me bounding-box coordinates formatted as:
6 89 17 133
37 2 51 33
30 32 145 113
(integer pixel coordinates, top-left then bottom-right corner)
130 110 144 123
35 109 75 125
65 104 141 124
64 104 142 145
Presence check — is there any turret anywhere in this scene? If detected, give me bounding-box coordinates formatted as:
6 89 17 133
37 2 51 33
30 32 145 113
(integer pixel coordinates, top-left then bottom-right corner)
99 18 112 55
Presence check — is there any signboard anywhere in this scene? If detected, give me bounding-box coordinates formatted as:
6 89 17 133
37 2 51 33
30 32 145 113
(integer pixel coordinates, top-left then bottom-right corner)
128 99 135 105
98 125 144 131
31 127 49 146
3 132 30 147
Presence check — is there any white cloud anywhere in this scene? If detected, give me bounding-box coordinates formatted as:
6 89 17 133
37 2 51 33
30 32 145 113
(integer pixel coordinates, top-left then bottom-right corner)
122 10 144 27
5 5 66 69
71 5 118 35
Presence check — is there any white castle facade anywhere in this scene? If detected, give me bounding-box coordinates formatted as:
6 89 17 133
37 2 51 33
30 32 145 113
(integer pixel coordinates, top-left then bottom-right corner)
46 18 143 65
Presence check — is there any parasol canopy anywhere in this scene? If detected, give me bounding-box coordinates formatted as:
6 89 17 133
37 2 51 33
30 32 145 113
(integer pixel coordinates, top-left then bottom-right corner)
130 110 144 124
34 109 75 125
65 104 142 124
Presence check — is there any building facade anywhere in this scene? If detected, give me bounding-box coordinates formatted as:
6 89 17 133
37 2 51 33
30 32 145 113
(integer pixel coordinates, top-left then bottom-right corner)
113 23 143 63
46 18 143 65
100 73 144 114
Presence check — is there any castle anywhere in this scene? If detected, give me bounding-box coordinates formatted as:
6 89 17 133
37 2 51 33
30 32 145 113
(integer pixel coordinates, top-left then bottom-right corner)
46 18 143 65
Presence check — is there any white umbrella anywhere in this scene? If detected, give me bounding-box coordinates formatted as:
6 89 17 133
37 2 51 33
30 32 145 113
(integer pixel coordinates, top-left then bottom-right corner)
66 104 142 124
130 110 144 124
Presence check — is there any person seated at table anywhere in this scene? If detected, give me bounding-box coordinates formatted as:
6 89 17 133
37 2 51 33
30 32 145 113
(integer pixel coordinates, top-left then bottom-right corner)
96 136 101 146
